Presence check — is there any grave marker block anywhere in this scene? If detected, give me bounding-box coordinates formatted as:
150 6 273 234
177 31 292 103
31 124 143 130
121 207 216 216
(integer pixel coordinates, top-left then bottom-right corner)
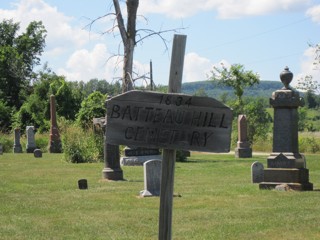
140 160 162 197
251 161 264 183
13 128 23 153
34 149 42 158
26 126 36 153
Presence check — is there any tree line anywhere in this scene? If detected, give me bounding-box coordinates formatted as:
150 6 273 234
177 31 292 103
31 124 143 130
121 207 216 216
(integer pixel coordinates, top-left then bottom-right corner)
0 20 123 133
1 19 319 146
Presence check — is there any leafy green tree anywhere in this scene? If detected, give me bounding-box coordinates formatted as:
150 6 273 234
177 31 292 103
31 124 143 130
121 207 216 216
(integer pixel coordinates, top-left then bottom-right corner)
82 78 121 97
296 75 320 108
298 107 307 131
50 79 82 120
0 19 46 109
243 98 272 143
0 100 12 132
76 92 107 129
12 67 83 132
209 64 260 110
193 88 208 97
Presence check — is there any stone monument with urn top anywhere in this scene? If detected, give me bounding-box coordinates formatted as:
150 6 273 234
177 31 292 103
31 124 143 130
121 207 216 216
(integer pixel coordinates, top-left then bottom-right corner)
259 67 313 190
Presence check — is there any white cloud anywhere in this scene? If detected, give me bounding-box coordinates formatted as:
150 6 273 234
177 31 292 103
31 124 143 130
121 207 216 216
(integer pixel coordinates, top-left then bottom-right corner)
183 52 231 82
293 46 320 87
184 52 212 82
57 44 114 81
306 5 320 24
58 43 150 83
0 0 99 55
140 0 310 19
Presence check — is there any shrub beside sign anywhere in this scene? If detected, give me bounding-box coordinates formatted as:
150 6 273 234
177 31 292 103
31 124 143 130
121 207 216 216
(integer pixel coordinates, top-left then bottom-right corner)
106 90 232 152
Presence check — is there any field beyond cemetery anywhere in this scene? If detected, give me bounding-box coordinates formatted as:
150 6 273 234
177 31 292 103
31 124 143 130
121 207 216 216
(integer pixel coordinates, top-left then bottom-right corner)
1 153 320 240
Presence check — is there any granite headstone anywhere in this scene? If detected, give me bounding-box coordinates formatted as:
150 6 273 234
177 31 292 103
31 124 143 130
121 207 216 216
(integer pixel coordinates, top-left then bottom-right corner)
251 161 264 183
13 128 23 153
140 160 162 197
26 126 36 153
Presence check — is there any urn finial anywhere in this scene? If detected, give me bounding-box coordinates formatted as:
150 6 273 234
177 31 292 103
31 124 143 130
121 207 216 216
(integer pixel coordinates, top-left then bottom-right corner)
280 66 293 89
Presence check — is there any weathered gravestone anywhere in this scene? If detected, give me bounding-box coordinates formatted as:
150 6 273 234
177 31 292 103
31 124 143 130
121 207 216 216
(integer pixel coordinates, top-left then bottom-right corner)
13 128 23 153
0 144 3 155
49 95 62 153
140 159 162 197
259 67 313 191
235 115 252 158
121 147 162 166
26 126 36 153
34 149 42 158
251 161 264 183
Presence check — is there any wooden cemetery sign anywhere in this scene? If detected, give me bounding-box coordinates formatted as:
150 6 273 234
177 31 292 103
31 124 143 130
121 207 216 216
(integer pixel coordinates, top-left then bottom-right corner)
106 90 232 152
105 34 232 240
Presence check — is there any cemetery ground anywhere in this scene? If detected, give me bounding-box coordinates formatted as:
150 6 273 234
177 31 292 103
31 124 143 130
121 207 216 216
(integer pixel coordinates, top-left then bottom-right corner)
1 153 320 240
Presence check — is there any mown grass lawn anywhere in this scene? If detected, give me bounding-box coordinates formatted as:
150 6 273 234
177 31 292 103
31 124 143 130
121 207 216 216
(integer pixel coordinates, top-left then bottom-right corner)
0 153 319 240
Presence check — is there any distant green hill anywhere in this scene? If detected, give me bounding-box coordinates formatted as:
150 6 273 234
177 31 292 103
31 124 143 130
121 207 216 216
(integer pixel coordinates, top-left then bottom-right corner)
181 80 283 99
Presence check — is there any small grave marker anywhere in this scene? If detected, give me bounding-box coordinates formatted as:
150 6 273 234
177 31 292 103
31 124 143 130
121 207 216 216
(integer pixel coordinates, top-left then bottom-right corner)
26 126 36 153
140 160 162 197
34 149 42 158
251 161 264 183
78 179 88 190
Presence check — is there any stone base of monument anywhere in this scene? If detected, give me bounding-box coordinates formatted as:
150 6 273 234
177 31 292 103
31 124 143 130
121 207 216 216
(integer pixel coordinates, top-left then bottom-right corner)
102 167 124 180
259 154 313 191
235 147 252 158
267 152 305 168
49 140 62 153
121 155 162 166
259 181 313 191
13 146 23 153
26 147 36 153
140 190 160 197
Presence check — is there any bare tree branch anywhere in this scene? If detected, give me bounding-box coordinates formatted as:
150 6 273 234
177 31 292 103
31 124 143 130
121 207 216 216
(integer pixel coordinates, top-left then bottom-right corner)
113 0 127 45
136 27 185 51
83 13 115 33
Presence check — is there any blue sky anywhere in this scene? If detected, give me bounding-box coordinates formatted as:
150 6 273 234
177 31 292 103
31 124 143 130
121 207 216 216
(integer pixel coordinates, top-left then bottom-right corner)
0 0 319 87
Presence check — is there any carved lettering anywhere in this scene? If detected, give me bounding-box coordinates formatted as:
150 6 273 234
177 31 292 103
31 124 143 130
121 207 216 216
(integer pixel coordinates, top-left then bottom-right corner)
107 91 232 152
110 105 121 118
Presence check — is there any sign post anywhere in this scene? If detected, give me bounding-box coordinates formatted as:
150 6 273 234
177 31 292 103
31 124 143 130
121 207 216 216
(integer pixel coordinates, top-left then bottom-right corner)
159 34 185 240
105 35 232 240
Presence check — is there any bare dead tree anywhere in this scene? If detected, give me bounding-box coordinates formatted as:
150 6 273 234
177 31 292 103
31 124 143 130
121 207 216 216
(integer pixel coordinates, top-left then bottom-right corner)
86 0 184 93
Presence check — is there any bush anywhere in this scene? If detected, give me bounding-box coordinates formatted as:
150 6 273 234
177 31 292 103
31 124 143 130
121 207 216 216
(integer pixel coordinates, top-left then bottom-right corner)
0 134 13 152
62 124 103 163
300 136 320 153
76 92 106 129
176 150 189 162
35 133 49 152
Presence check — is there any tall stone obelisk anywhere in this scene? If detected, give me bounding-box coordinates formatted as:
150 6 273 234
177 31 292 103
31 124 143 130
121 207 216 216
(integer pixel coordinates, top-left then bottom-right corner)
235 115 252 158
259 67 313 191
49 95 62 153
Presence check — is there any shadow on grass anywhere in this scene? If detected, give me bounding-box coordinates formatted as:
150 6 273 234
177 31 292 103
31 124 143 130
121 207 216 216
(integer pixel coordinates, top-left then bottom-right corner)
182 159 258 164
